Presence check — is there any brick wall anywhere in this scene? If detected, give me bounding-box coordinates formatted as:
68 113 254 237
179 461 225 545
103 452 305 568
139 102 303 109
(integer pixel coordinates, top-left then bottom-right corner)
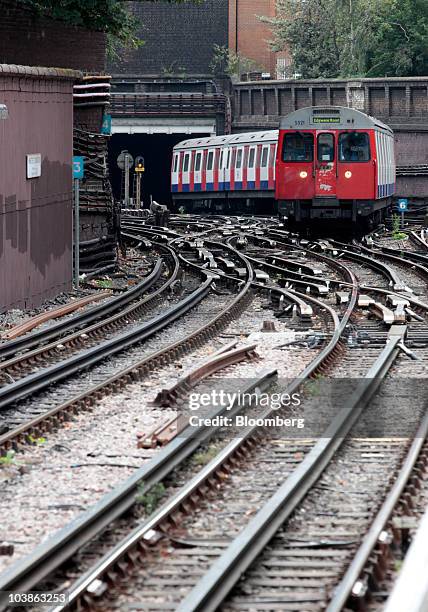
0 0 106 72
229 0 289 77
108 0 228 76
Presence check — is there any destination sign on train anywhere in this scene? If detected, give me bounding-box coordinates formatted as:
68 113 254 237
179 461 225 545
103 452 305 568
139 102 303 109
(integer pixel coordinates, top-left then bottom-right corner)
312 117 341 123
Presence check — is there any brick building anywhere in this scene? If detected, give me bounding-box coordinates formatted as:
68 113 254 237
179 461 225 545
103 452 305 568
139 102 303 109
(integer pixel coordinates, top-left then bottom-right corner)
0 0 106 72
109 1 289 80
109 0 229 76
229 0 290 78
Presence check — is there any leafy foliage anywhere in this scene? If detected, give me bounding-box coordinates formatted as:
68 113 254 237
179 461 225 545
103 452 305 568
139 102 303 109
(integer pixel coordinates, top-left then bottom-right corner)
210 44 262 79
267 0 428 78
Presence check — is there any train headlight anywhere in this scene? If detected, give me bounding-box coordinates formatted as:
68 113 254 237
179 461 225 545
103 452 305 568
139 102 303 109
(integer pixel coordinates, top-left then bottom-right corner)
300 171 308 179
345 171 352 179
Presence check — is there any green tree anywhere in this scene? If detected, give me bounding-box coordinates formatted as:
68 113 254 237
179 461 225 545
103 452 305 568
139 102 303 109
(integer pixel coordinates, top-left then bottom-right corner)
267 0 342 78
268 0 428 78
210 44 261 79
364 0 428 76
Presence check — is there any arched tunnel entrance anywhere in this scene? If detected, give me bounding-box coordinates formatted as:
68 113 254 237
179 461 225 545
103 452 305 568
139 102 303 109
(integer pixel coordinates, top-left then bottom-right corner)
108 133 210 209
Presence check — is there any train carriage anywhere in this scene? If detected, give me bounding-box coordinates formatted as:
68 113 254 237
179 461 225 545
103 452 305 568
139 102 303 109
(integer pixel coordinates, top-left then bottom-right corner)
171 106 395 226
171 131 278 212
276 106 395 224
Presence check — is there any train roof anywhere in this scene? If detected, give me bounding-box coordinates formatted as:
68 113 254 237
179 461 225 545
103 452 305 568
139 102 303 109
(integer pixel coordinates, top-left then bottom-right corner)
279 106 393 134
174 130 279 151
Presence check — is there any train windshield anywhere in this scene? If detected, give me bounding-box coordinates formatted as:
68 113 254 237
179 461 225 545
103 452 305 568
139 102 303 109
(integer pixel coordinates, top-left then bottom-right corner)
282 133 314 162
339 132 370 162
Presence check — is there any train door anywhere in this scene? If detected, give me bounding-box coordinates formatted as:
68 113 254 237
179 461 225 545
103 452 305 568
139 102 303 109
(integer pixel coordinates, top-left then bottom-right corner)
260 145 270 189
182 151 191 191
206 149 215 190
194 150 202 191
225 147 232 189
218 148 225 189
171 152 179 192
235 147 244 189
247 145 257 188
315 132 337 197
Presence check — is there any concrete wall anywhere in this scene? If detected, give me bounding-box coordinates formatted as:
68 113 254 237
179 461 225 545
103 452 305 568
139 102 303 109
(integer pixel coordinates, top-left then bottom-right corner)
0 65 77 311
0 0 106 72
108 0 228 76
232 77 428 131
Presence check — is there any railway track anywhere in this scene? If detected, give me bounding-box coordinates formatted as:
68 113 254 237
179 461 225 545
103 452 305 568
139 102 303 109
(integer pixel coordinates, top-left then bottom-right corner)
0 214 427 612
0 237 255 459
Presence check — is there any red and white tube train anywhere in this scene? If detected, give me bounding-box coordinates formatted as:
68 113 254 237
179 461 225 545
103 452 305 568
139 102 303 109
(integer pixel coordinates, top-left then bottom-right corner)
171 106 396 225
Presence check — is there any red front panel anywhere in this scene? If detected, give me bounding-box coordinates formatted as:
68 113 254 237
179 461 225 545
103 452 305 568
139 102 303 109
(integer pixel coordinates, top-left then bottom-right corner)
275 130 314 201
276 129 376 202
336 130 376 200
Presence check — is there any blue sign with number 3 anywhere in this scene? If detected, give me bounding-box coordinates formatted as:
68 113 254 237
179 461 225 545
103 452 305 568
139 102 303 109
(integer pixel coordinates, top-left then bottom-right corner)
73 156 84 180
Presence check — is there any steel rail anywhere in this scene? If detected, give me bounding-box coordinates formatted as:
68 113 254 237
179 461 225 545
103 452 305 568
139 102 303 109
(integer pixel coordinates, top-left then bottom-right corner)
244 253 332 295
265 230 428 311
177 325 406 612
410 230 428 251
0 243 253 455
46 268 354 611
0 293 111 341
45 370 277 612
0 255 167 361
0 253 256 591
0 276 213 410
326 240 407 291
0 260 172 377
372 241 428 267
326 409 428 612
353 240 428 282
152 342 259 407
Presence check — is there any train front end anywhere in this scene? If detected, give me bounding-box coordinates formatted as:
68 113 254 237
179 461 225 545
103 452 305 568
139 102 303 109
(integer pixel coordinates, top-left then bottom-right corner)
276 106 395 227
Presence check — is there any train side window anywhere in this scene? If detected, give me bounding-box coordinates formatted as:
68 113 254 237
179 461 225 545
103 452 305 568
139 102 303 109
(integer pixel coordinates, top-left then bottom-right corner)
235 149 243 169
219 150 223 169
248 148 256 168
261 147 269 167
207 151 214 171
195 152 202 172
226 148 231 169
173 154 179 173
282 133 314 162
339 132 370 162
183 153 190 173
317 133 334 162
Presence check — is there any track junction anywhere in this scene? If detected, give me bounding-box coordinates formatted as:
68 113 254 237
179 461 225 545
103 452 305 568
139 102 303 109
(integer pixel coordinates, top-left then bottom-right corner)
0 214 427 612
